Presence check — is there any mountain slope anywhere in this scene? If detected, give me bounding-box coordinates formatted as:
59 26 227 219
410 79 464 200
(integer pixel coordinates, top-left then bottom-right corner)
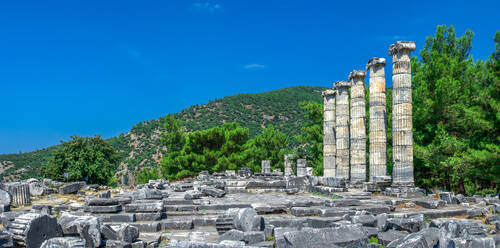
0 86 326 181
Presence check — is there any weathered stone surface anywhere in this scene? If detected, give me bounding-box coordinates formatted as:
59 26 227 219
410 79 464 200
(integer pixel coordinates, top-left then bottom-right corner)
100 224 118 240
349 70 367 182
325 198 360 207
85 205 122 213
97 213 135 223
322 89 336 177
201 187 225 198
0 228 13 248
132 188 163 200
0 190 11 208
378 230 409 246
232 208 264 232
352 214 377 227
387 214 425 233
59 182 83 194
105 240 132 248
117 224 139 243
86 197 120 206
8 213 63 248
4 182 31 206
124 201 164 212
274 227 298 248
58 212 100 248
184 190 202 200
283 225 368 248
161 219 194 230
219 229 244 242
415 199 446 209
244 231 265 244
40 237 86 248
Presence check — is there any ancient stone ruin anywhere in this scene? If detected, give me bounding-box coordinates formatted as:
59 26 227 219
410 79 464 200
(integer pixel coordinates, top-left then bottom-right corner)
0 41 498 248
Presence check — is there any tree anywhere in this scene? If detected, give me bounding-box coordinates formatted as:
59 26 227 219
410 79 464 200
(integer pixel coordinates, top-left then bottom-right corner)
296 101 323 175
41 135 119 185
412 25 500 195
243 125 290 172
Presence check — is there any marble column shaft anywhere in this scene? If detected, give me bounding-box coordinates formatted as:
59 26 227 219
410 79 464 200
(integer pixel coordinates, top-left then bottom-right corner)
284 154 294 176
322 89 336 177
334 81 351 179
348 70 367 182
389 41 416 187
366 58 387 182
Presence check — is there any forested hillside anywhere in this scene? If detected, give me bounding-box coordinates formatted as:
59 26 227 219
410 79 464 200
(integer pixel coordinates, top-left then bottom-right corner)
0 86 325 181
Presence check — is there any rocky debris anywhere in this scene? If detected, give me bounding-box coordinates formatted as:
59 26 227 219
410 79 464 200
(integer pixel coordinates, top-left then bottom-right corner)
58 212 101 248
132 188 163 200
40 237 86 248
387 214 425 233
218 229 244 242
59 182 84 194
201 187 225 198
283 225 368 248
99 190 111 198
117 224 139 243
27 179 51 197
0 228 13 247
8 213 62 248
0 189 11 213
415 198 446 209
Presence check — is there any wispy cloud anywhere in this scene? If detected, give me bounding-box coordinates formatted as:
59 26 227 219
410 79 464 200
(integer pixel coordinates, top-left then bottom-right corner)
244 64 267 69
191 2 222 13
374 35 411 41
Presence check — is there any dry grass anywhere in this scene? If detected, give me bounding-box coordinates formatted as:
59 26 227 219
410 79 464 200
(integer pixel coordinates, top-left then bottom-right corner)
371 192 384 197
415 204 424 209
395 203 407 209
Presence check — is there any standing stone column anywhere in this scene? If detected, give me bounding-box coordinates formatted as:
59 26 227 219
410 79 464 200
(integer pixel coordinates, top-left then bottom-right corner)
334 81 351 179
284 154 294 176
296 159 307 177
389 41 416 187
348 70 367 182
322 89 336 177
261 160 271 174
366 58 387 182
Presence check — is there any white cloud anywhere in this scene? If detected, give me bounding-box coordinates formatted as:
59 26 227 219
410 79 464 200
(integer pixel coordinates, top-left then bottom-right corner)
244 64 267 69
192 2 222 13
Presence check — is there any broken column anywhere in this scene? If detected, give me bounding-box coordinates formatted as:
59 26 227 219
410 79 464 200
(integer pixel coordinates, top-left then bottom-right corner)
9 213 62 247
284 154 293 176
296 159 307 177
261 160 271 174
334 81 351 179
5 182 31 206
348 70 367 183
366 58 387 182
389 41 416 187
322 89 336 177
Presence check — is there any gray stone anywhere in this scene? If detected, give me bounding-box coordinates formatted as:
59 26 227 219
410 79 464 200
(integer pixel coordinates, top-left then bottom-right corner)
387 214 425 233
106 240 132 248
232 208 264 232
274 227 298 248
135 213 162 221
4 183 30 206
59 182 82 194
131 241 147 248
124 202 164 212
439 192 456 204
201 187 225 198
85 205 122 213
352 215 377 227
325 198 360 207
28 181 49 196
85 197 119 206
132 188 163 200
57 212 101 248
98 190 111 198
322 177 346 188
100 224 118 240
415 199 446 209
8 213 63 248
0 189 11 208
117 224 139 243
184 190 202 200
97 213 135 223
283 225 368 248
244 231 265 244
378 230 409 246
40 237 86 248
129 222 161 232
0 228 13 248
161 219 194 230
219 229 244 242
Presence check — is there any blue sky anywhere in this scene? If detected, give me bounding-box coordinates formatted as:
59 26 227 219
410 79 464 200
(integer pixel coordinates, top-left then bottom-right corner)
1 0 498 154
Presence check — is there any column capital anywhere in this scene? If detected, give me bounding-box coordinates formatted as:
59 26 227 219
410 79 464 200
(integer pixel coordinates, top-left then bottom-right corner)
322 89 336 97
388 41 416 56
348 70 366 81
366 57 386 70
334 80 351 89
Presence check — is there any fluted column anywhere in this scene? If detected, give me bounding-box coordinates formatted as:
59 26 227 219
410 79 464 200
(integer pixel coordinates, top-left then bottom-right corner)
322 89 336 177
5 182 31 206
366 58 387 182
334 81 351 179
297 159 307 177
261 160 271 174
348 70 367 182
389 41 416 187
284 154 294 176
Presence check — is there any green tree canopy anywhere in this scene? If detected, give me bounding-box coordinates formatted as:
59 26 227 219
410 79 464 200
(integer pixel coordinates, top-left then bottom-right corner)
41 135 119 185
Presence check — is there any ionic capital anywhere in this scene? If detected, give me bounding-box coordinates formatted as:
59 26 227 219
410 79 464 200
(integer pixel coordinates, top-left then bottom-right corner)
388 41 416 56
348 70 366 81
366 57 386 70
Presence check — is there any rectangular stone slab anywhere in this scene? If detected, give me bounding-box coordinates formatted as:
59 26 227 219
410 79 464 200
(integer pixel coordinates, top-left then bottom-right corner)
84 205 122 213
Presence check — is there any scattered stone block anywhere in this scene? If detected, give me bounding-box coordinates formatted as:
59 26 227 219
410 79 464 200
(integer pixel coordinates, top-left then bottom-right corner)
244 231 265 244
283 225 368 248
219 229 244 242
201 187 226 198
387 214 425 233
160 219 194 230
8 213 63 248
117 224 139 243
98 213 135 223
100 224 118 240
85 205 122 213
415 199 446 209
58 212 101 248
378 230 409 246
41 237 86 248
0 228 13 248
105 240 132 248
59 182 83 194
